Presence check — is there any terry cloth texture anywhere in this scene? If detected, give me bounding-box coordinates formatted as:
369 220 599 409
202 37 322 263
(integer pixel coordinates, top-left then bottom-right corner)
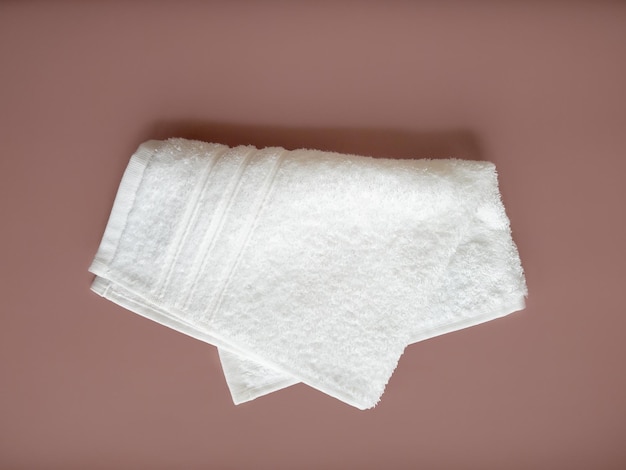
89 138 527 410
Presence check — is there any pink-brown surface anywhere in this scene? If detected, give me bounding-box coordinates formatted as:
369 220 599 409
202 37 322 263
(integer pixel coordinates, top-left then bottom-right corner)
1 2 625 469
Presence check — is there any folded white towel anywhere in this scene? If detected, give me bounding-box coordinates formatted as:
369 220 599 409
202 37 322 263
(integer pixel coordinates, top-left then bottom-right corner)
89 138 527 409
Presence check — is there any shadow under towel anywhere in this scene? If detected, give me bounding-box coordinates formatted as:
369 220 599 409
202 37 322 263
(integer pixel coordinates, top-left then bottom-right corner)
89 138 527 410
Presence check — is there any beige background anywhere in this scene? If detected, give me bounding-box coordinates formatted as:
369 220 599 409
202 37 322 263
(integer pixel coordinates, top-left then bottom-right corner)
1 2 625 469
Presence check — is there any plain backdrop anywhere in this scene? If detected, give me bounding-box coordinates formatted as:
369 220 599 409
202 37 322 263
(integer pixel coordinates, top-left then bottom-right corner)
1 2 625 469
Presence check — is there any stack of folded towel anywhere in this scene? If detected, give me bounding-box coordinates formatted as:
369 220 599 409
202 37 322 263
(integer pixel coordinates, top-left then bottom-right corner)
89 138 527 409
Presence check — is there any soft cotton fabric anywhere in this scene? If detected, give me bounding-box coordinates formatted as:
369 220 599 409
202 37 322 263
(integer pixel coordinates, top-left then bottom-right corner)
89 138 527 409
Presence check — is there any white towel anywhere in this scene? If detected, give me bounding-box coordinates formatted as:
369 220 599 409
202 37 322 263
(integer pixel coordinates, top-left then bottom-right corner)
89 138 527 409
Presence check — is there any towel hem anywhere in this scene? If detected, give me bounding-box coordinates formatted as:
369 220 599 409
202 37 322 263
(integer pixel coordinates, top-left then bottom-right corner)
88 140 163 275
